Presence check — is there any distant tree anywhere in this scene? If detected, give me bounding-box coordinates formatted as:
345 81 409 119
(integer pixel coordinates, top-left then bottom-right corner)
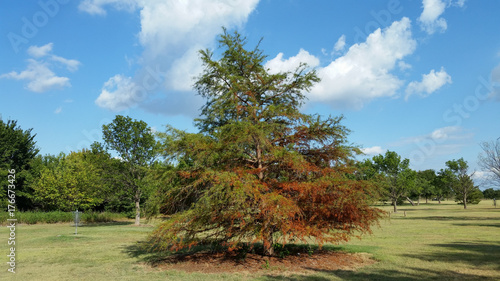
33 151 106 211
416 169 437 204
151 29 383 256
372 151 416 212
478 139 500 188
0 119 39 210
444 158 480 209
102 115 160 225
435 168 454 203
482 188 500 199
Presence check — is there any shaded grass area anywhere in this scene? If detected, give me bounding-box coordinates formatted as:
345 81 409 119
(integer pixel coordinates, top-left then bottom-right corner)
0 200 499 280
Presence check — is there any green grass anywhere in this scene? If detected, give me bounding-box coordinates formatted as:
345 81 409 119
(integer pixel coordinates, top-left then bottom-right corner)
1 200 499 280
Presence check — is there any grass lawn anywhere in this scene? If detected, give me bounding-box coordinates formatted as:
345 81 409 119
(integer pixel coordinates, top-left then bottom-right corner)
1 200 499 280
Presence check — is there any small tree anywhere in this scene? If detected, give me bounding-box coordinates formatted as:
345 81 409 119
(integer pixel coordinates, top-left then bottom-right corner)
102 115 160 225
372 151 416 212
445 158 480 209
479 139 500 187
151 29 383 256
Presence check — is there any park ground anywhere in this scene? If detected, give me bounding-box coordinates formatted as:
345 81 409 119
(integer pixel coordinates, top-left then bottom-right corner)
1 200 499 280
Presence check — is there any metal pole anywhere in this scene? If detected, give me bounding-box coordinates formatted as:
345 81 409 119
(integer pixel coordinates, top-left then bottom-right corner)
75 209 78 235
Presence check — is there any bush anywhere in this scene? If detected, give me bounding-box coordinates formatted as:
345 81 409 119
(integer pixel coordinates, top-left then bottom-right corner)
0 211 126 225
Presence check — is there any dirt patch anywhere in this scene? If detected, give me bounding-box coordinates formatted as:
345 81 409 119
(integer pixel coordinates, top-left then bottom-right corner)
153 250 375 275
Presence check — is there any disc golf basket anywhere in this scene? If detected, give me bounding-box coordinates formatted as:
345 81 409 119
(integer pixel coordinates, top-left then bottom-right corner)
71 210 83 235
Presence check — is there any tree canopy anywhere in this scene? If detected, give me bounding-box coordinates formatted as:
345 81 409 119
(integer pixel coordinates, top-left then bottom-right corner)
150 29 383 256
0 119 39 210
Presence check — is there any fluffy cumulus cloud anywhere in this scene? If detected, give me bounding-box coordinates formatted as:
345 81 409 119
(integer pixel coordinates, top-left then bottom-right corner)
418 0 449 34
1 43 79 93
309 18 416 109
265 49 320 74
405 67 452 100
95 74 140 111
81 0 260 114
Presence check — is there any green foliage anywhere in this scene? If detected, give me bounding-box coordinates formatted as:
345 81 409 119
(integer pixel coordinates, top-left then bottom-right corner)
416 169 437 202
482 188 500 199
371 151 416 212
444 158 480 208
102 115 160 166
0 211 125 224
32 151 106 211
102 115 161 225
273 243 290 259
0 119 40 210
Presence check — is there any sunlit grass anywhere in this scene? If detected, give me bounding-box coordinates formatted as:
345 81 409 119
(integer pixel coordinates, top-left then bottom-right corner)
0 200 499 280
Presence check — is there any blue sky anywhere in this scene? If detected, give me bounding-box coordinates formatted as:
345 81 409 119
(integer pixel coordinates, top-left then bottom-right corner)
1 0 499 184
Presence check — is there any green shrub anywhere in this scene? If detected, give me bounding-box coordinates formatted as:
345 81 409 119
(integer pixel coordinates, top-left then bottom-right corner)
0 211 125 225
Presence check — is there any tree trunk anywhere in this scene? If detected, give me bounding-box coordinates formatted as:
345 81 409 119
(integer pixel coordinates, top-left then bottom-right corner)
425 197 428 204
263 231 274 256
134 189 141 225
463 193 467 209
417 196 420 206
406 197 415 206
393 200 398 213
256 142 264 181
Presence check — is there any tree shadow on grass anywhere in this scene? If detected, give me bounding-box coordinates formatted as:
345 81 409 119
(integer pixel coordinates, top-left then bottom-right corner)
320 267 495 281
259 265 496 281
453 222 500 228
410 216 498 221
80 221 135 227
407 241 500 270
122 238 251 265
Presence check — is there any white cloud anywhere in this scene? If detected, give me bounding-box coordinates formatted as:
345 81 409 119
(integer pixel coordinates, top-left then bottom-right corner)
1 43 79 92
455 0 466 8
333 35 346 52
54 107 63 114
85 0 260 114
78 0 139 15
361 146 385 156
51 55 81 72
400 126 466 145
1 59 70 93
166 45 204 91
309 17 416 109
94 74 140 111
396 126 474 168
405 67 452 100
27 43 53 58
489 63 500 100
398 61 412 71
418 0 449 34
265 49 320 74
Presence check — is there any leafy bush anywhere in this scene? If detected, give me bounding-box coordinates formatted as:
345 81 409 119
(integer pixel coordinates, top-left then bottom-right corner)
0 211 125 225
